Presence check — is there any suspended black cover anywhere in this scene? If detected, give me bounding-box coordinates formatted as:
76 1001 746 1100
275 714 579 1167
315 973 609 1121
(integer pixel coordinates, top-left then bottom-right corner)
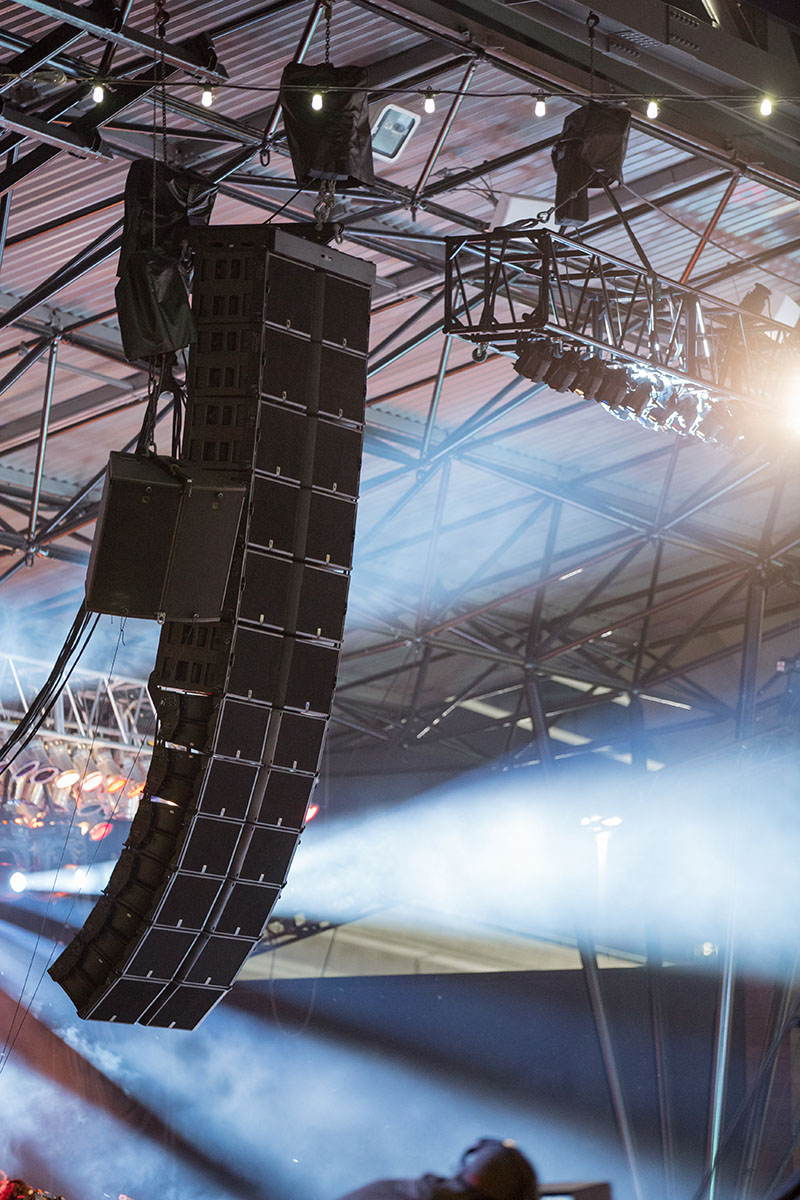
116 161 217 361
279 62 375 187
118 160 217 274
551 103 631 224
115 251 197 362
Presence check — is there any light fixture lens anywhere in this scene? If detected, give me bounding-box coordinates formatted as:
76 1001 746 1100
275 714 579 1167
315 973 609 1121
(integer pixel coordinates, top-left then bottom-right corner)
646 99 659 119
92 84 104 104
759 96 772 116
9 872 26 894
534 97 547 118
81 771 104 793
311 91 324 111
12 759 39 778
55 769 80 789
423 91 436 114
89 821 114 842
201 88 213 108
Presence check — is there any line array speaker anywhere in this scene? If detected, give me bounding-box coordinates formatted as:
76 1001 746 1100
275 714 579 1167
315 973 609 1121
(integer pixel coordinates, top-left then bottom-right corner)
50 227 375 1028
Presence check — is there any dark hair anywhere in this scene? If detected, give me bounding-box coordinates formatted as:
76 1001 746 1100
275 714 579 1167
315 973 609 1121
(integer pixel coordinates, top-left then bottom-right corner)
458 1139 537 1200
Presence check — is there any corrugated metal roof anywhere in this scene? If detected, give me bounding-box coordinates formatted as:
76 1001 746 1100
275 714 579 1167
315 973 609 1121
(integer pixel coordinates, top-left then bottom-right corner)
0 0 797 768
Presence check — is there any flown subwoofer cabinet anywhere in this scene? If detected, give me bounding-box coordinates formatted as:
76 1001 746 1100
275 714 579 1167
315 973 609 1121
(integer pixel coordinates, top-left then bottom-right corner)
50 227 375 1028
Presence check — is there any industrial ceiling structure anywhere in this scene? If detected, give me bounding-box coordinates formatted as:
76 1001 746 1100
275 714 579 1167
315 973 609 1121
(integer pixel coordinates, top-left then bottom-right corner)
0 0 800 1196
0 0 798 782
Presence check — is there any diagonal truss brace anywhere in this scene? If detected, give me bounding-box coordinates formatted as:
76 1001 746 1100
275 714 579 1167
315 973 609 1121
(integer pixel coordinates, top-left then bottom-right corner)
444 229 800 410
8 0 227 79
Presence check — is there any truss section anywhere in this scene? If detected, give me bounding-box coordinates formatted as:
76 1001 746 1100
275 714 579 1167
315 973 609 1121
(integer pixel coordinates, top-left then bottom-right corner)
444 229 800 417
0 650 155 753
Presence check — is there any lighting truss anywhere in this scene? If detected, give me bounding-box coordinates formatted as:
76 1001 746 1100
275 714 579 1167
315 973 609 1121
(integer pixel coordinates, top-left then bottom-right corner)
0 652 155 754
444 229 800 430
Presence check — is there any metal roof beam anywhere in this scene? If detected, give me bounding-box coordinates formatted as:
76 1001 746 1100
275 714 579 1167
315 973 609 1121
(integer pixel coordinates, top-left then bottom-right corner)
385 0 800 199
0 51 188 196
0 21 84 94
343 532 646 662
8 0 227 79
0 375 147 456
0 224 122 333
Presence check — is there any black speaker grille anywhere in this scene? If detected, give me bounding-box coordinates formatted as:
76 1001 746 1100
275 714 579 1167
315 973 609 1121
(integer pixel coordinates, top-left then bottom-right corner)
50 225 374 1028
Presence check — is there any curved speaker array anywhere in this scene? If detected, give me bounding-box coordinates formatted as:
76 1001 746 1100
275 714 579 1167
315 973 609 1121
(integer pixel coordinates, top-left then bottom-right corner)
50 227 375 1028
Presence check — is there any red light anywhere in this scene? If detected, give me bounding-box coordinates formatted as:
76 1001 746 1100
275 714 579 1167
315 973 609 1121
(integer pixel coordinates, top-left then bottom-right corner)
89 821 114 842
305 804 319 823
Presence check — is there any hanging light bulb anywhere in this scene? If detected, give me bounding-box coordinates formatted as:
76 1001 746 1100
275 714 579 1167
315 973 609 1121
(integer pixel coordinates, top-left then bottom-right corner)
759 95 772 116
311 91 324 111
91 84 104 104
646 98 659 119
534 95 547 118
423 89 436 114
201 87 214 108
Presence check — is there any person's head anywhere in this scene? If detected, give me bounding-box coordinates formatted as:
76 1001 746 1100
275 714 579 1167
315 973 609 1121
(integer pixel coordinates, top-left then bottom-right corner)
457 1139 537 1200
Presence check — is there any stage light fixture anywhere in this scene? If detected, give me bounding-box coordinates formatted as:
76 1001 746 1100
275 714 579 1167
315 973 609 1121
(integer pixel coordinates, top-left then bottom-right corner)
571 354 606 400
595 365 629 409
544 347 583 391
514 338 553 382
695 405 726 443
80 772 104 793
89 822 114 842
32 766 58 784
423 89 436 114
12 760 39 778
624 378 654 417
106 775 127 793
9 872 26 893
55 769 80 789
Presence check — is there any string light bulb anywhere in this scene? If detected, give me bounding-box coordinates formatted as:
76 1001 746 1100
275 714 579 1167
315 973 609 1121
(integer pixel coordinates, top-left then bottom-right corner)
311 91 324 111
534 95 547 118
423 89 436 114
91 84 104 104
759 95 772 116
646 98 659 119
201 87 214 108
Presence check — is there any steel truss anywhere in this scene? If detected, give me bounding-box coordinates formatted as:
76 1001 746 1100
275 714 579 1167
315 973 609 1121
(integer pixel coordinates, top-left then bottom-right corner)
444 229 800 410
0 651 155 754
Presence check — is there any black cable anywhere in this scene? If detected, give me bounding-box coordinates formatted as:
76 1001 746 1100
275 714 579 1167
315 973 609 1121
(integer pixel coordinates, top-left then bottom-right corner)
263 185 304 225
